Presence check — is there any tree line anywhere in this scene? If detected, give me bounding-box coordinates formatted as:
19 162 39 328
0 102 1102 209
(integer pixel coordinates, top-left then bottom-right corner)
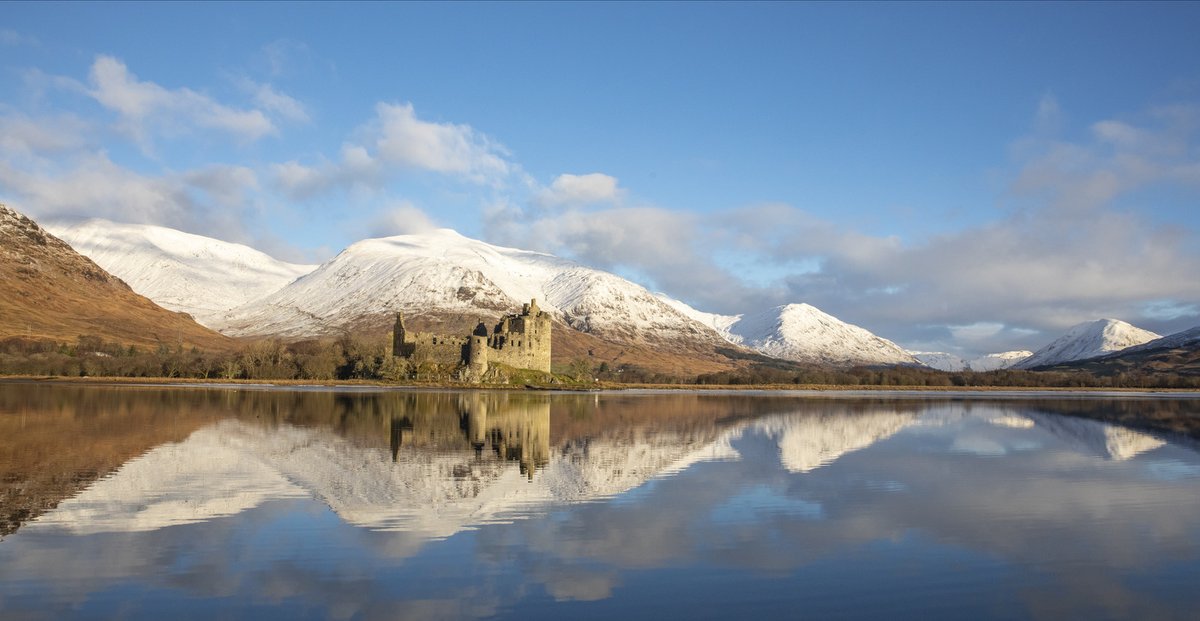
0 335 408 381
2 335 1197 388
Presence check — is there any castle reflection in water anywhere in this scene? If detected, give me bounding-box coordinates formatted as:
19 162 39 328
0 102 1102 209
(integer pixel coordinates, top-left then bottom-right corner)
389 393 551 479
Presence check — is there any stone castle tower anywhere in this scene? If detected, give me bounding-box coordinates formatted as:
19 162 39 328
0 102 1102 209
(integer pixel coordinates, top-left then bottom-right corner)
392 299 552 380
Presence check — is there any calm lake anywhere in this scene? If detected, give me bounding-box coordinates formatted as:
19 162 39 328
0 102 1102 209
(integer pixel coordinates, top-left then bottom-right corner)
2 383 1199 620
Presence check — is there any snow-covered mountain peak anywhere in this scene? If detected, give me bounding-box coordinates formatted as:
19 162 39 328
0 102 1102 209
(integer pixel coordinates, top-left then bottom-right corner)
909 351 969 372
47 218 315 326
909 350 1033 372
968 350 1034 371
215 228 724 344
730 303 918 366
1015 318 1160 369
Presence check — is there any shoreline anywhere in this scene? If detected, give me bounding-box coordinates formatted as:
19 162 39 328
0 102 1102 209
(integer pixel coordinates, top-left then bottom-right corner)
2 375 1199 396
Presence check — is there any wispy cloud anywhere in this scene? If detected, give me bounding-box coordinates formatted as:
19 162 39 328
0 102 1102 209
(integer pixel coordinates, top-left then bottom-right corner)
243 79 309 123
0 153 262 243
0 29 38 47
273 101 514 199
367 200 439 237
0 111 91 157
534 173 623 208
85 55 276 145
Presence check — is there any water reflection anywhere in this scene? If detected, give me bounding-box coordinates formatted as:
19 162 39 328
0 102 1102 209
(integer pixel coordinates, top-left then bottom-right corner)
1 385 1199 620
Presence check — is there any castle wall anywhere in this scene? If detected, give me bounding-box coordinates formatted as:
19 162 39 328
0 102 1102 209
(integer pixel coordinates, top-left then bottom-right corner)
483 314 551 373
391 299 552 380
408 332 469 366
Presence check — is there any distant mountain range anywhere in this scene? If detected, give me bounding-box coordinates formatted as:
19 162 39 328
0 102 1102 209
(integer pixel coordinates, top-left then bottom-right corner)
6 207 1197 375
38 215 930 370
909 319 1169 373
909 350 1034 372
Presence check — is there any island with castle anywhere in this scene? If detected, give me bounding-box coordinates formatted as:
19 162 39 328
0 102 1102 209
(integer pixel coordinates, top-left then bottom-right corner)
392 298 552 382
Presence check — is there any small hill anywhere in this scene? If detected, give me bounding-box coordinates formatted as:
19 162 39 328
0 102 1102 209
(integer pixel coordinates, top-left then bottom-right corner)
0 204 231 351
1015 319 1159 370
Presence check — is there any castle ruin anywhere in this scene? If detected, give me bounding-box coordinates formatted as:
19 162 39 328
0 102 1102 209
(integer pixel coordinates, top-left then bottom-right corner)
392 299 552 380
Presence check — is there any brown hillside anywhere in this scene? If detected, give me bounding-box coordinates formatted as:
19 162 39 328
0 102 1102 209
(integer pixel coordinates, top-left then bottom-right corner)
0 204 231 351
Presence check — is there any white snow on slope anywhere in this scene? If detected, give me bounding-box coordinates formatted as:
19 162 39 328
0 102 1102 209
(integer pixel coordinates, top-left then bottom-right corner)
910 351 969 372
30 419 740 540
1023 412 1165 461
730 303 918 366
753 410 917 473
46 219 315 326
908 350 1033 372
968 350 1034 371
657 296 916 367
1015 319 1160 369
655 293 743 344
215 229 723 343
1102 325 1200 358
32 424 308 534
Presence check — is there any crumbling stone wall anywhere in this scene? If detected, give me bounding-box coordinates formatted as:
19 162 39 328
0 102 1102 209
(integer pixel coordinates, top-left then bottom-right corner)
392 299 552 381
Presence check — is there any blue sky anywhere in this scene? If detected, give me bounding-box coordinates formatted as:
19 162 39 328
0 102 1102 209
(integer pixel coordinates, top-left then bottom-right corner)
3 2 1200 355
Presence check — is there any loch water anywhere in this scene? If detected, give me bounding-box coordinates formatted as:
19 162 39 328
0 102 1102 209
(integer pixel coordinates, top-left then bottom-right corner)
1 383 1199 620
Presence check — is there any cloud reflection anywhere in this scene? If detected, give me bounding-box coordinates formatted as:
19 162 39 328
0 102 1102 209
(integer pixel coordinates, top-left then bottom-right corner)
1 391 1198 620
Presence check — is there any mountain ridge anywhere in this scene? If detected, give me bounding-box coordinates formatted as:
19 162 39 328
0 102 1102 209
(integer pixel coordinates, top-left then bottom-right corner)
46 218 316 327
0 204 231 350
1015 318 1160 370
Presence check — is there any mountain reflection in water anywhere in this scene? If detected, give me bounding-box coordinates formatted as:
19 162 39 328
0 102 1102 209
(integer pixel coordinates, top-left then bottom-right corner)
1 384 1199 620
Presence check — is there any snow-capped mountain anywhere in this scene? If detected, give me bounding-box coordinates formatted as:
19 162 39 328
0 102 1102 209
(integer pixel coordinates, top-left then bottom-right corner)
909 350 1032 372
968 350 1033 371
1014 319 1160 369
0 205 229 350
47 219 315 326
1107 325 1200 357
214 229 724 345
728 303 918 366
910 351 968 372
659 296 916 367
655 293 743 344
36 218 961 369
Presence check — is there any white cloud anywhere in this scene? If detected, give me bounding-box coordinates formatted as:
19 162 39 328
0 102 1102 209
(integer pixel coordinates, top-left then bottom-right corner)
245 80 309 123
0 153 261 242
0 111 90 156
272 144 383 200
81 56 283 145
367 201 438 237
182 165 260 208
273 102 514 199
534 173 623 207
259 39 313 78
372 102 510 181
